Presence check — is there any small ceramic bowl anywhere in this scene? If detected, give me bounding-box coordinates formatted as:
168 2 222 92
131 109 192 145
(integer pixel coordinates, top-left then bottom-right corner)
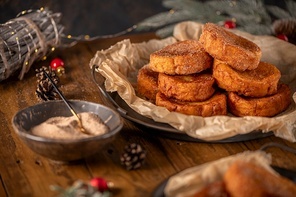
12 100 123 162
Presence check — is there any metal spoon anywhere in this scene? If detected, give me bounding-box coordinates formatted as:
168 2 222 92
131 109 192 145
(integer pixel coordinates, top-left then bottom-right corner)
43 71 89 135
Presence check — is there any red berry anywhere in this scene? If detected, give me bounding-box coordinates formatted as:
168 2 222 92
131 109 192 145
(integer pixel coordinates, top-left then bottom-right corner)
224 20 236 29
276 34 288 41
90 177 109 192
50 58 65 70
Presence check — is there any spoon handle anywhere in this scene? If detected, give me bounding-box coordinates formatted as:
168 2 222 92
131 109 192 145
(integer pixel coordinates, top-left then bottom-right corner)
43 71 75 112
43 71 89 135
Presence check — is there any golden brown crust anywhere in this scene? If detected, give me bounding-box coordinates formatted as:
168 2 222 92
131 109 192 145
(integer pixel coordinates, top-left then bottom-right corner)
137 64 158 103
158 72 216 102
227 84 291 117
224 160 296 197
155 92 227 117
199 23 261 71
213 60 281 97
149 40 213 75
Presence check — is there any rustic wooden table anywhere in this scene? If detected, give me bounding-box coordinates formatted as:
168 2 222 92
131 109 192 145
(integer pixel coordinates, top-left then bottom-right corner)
1 33 296 197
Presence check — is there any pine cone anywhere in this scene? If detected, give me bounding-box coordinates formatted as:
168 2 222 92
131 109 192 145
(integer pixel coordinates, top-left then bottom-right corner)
35 66 59 83
272 18 296 44
35 66 60 101
120 143 146 170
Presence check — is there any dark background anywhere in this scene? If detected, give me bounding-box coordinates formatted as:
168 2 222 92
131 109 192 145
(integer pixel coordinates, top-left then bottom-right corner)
0 0 167 37
0 0 288 37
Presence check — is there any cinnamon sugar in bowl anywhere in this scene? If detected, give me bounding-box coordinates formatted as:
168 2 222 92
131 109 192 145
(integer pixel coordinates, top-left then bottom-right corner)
12 100 123 162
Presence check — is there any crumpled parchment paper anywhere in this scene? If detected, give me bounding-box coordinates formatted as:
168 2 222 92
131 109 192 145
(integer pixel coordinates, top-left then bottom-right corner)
163 150 274 197
90 21 296 142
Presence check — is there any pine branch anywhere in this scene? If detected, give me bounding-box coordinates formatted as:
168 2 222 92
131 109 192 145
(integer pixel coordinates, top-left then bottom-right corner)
136 0 296 37
266 5 292 19
136 0 227 32
155 24 176 38
285 0 296 18
238 23 273 35
136 10 193 31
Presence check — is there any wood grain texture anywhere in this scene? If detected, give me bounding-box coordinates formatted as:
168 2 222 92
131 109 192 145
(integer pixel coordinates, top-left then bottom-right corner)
1 33 296 197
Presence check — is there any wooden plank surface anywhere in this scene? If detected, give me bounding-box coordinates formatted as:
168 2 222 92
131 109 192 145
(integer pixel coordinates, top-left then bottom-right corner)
1 33 296 197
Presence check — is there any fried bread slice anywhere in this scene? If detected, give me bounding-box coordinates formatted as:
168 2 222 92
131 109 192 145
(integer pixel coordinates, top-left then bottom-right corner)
156 92 227 117
158 72 215 102
224 160 296 197
227 84 291 117
137 64 158 103
149 40 213 75
213 60 281 97
199 23 261 71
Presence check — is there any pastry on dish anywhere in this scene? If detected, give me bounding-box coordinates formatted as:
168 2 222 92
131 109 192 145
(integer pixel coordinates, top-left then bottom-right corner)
150 40 213 75
224 160 296 197
158 72 215 102
199 23 261 71
156 92 227 117
213 60 281 97
137 64 158 103
227 84 291 117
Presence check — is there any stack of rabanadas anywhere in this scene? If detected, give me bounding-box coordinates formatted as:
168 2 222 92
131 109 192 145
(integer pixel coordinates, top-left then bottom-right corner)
137 23 291 117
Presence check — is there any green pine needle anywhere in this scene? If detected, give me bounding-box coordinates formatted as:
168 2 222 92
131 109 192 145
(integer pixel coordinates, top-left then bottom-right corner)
135 0 296 37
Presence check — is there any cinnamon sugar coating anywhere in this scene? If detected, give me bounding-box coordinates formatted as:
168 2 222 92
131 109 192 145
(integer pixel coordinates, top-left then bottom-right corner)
199 23 261 71
150 40 213 75
224 160 296 197
228 84 291 117
137 64 158 103
158 72 215 102
156 92 227 117
213 60 281 97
